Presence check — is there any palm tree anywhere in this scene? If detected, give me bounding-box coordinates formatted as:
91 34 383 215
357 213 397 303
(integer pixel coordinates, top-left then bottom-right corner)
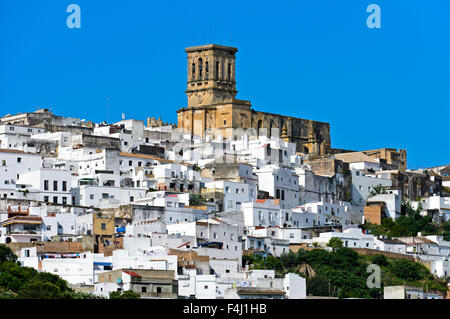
296 263 317 278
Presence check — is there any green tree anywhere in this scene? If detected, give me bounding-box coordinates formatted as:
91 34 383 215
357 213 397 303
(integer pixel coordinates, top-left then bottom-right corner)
16 281 61 299
35 271 70 292
327 237 343 251
263 255 283 271
390 259 429 281
306 276 330 296
280 251 296 269
109 290 140 299
189 194 206 206
0 245 18 263
371 254 389 267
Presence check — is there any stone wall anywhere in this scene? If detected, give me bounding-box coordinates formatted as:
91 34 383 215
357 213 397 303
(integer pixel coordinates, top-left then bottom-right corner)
350 248 414 260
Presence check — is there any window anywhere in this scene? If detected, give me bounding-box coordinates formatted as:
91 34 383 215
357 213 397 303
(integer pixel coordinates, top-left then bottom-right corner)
52 196 58 204
129 160 132 166
223 120 227 125
101 223 106 230
53 180 58 191
62 181 67 191
213 232 217 239
225 187 230 193
142 287 147 293
62 197 67 205
90 194 94 200
44 196 49 202
156 287 162 293
47 226 52 231
16 157 21 163
44 180 49 191
1 160 5 166
198 58 203 79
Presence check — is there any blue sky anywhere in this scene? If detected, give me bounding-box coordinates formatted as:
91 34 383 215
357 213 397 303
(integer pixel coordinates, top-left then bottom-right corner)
1 0 449 169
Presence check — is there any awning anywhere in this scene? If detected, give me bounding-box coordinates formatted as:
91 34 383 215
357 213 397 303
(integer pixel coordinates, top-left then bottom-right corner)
94 262 112 266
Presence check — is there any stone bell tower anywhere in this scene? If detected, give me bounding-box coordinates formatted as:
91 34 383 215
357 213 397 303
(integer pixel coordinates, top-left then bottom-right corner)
185 44 238 107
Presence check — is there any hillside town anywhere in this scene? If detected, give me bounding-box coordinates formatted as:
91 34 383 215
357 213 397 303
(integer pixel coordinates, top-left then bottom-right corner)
1 44 450 299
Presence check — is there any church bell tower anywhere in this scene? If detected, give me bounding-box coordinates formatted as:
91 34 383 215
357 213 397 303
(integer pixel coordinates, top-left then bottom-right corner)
185 44 238 107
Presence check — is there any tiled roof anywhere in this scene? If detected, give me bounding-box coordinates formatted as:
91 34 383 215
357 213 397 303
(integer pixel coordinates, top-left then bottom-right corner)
123 270 142 277
1 216 43 226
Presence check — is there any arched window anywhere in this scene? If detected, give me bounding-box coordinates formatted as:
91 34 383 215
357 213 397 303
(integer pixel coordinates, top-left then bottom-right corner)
205 61 209 79
269 120 274 138
191 63 195 79
198 58 203 80
228 63 231 80
216 61 220 79
257 120 263 137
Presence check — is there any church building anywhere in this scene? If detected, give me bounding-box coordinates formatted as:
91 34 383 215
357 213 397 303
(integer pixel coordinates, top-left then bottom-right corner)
176 44 331 156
